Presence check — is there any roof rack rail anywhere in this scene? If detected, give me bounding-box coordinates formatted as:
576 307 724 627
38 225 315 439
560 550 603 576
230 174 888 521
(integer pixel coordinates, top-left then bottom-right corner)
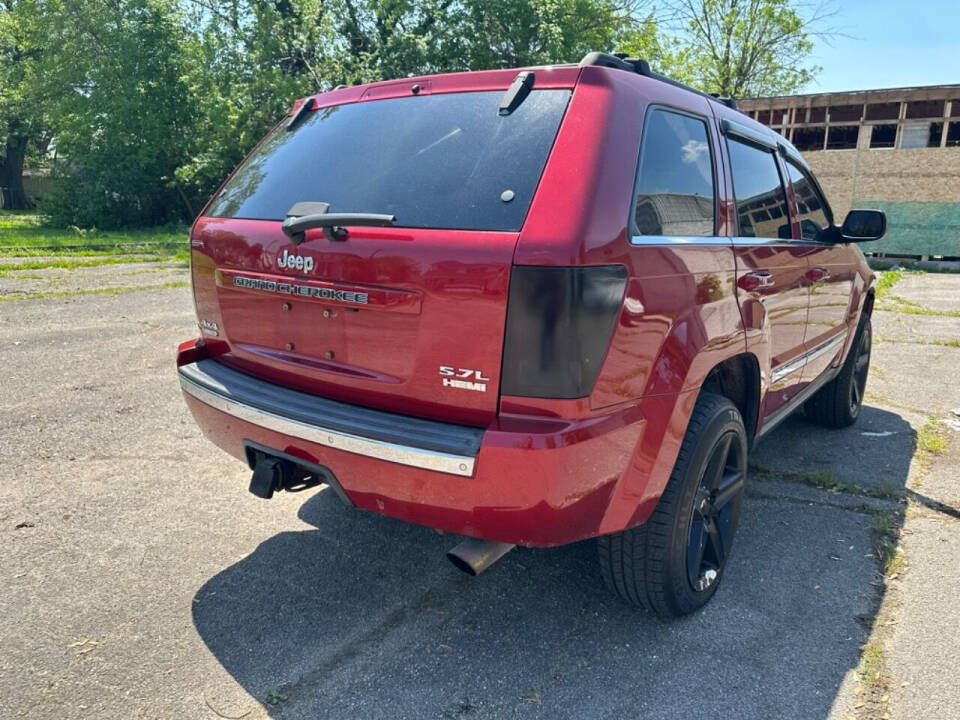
579 51 738 111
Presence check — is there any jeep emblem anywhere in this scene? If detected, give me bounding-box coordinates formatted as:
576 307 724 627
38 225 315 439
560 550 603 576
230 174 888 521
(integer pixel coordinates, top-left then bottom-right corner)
277 248 315 273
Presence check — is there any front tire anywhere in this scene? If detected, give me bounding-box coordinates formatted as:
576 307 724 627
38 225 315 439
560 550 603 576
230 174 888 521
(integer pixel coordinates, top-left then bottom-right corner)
804 315 872 428
598 393 748 617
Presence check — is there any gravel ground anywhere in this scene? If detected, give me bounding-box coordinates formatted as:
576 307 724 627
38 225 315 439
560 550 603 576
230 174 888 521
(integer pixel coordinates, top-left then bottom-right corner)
0 258 188 297
0 263 956 720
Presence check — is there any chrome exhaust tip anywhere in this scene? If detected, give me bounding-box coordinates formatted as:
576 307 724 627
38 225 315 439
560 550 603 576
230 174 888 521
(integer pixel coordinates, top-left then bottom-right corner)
446 538 515 576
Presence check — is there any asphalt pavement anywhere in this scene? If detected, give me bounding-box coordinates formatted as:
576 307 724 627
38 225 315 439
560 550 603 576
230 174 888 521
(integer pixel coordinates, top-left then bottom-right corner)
1 264 957 719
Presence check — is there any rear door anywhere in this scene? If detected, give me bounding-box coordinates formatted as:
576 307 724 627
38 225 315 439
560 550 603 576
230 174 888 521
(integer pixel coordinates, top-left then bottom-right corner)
784 160 855 381
191 84 573 427
724 130 812 417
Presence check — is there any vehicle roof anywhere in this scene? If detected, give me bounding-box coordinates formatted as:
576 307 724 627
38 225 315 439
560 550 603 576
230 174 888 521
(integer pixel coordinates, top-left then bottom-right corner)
294 64 582 113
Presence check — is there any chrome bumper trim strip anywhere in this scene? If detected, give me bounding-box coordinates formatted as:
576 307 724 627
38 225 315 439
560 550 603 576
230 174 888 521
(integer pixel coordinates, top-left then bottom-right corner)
179 372 477 477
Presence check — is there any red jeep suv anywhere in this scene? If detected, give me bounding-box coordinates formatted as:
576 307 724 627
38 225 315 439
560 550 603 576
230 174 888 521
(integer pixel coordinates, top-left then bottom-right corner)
177 52 885 617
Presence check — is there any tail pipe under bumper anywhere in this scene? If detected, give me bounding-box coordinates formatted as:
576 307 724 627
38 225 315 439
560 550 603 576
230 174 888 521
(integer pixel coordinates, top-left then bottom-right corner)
446 537 516 576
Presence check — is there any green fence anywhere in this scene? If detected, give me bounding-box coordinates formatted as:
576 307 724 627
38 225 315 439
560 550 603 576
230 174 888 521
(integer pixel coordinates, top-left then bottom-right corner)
857 201 960 257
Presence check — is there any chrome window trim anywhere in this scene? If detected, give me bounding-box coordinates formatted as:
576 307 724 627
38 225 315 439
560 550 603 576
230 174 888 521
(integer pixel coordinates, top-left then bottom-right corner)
770 330 848 384
179 372 477 477
629 235 735 246
630 235 833 247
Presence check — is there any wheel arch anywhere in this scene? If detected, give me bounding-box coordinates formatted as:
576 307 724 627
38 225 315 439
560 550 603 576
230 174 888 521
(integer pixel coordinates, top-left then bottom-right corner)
599 350 761 536
701 352 762 445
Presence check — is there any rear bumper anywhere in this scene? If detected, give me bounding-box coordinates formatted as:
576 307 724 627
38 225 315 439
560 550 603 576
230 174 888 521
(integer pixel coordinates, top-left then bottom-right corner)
178 345 661 547
179 359 481 477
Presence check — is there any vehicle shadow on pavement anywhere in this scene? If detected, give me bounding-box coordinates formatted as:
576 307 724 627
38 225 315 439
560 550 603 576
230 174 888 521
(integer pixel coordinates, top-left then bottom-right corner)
193 405 914 720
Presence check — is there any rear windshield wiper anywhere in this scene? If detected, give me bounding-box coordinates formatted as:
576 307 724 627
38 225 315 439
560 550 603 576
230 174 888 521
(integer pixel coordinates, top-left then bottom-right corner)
282 202 396 244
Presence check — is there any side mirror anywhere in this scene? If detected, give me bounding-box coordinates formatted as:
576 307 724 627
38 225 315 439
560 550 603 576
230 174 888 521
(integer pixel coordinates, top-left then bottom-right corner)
840 209 886 242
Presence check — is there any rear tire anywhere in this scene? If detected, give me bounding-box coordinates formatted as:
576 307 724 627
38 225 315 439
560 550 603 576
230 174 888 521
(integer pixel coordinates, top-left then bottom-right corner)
804 315 872 429
597 393 748 617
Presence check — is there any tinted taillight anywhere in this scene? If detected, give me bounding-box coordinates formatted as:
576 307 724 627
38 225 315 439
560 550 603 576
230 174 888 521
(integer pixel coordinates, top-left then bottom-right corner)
501 265 628 398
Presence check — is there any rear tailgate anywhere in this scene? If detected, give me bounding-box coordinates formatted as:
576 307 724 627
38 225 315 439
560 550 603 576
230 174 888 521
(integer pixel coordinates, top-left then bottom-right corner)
192 220 518 426
190 75 575 427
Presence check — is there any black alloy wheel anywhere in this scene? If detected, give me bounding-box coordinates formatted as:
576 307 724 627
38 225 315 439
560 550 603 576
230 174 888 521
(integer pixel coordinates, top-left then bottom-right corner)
804 314 873 428
849 320 871 416
598 393 748 617
686 429 746 594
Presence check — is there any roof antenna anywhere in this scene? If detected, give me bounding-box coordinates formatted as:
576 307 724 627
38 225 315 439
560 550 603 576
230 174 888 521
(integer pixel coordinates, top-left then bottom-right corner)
499 72 535 116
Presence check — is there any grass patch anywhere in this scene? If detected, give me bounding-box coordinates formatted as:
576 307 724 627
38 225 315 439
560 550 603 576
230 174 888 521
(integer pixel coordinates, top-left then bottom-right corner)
0 256 178 274
916 417 948 454
0 281 189 302
872 268 960 317
118 265 188 276
872 512 906 576
748 464 902 501
910 416 949 490
849 508 904 718
871 514 893 536
874 269 902 299
878 296 960 318
0 211 188 259
859 642 886 690
873 337 960 348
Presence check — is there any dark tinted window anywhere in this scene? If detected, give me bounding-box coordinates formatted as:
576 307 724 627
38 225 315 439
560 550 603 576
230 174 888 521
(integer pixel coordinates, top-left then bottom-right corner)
727 139 791 239
787 162 831 241
206 90 571 231
633 109 715 236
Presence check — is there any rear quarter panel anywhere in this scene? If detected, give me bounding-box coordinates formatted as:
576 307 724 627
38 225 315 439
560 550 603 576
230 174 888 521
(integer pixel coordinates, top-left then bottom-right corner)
514 69 747 533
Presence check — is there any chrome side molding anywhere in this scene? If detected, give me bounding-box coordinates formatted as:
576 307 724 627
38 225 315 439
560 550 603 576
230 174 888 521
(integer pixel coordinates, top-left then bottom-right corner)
771 330 848 384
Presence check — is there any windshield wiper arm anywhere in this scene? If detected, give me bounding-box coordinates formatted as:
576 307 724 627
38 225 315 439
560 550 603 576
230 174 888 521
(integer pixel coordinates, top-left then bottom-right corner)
282 202 396 244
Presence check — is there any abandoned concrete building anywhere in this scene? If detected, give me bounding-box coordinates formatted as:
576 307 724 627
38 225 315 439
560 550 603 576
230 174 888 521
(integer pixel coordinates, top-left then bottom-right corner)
739 85 960 259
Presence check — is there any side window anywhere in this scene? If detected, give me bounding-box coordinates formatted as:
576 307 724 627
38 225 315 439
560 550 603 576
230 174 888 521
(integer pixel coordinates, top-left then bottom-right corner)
727 138 792 239
633 109 715 237
787 161 832 241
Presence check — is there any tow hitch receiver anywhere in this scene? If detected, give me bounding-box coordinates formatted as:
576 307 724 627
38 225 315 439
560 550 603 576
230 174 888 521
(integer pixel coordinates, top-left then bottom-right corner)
244 441 353 506
249 456 296 499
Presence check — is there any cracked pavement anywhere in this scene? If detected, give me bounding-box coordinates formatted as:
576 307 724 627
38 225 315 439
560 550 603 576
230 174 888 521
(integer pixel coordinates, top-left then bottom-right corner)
0 265 957 719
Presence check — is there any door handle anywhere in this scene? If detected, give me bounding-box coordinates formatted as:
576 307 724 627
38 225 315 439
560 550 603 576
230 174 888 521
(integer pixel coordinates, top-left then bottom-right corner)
738 271 775 292
806 267 830 283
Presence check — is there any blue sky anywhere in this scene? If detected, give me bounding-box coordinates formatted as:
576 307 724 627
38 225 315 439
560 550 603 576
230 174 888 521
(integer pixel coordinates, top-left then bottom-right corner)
804 0 959 93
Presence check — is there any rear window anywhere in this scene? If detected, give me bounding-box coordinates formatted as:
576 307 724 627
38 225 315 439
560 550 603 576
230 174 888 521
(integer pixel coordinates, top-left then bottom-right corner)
632 108 715 237
206 90 572 232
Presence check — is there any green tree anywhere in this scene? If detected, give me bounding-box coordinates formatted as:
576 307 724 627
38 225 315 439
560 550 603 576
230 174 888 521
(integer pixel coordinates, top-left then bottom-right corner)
0 0 46 209
453 0 640 70
329 0 458 83
666 0 833 97
616 15 696 84
174 0 341 212
42 0 195 227
175 0 646 214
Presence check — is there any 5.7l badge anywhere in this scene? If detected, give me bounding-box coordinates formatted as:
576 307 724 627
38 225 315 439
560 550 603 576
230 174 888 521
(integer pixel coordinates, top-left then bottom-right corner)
439 366 489 392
